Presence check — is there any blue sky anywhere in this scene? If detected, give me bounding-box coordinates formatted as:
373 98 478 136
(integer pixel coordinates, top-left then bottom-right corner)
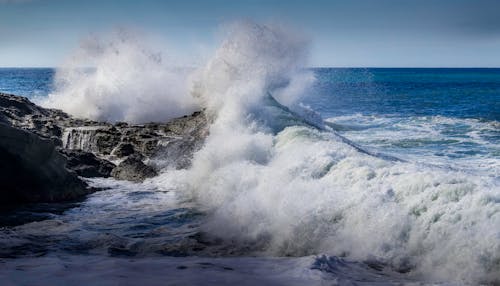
1 0 499 67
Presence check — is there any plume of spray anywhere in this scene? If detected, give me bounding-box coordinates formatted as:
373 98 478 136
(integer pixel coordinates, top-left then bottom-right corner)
190 21 315 118
41 29 199 123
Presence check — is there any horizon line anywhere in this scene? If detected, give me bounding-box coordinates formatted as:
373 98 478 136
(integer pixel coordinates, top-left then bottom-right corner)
1 66 500 69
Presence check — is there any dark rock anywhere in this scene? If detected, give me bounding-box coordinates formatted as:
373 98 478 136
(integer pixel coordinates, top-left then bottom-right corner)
150 136 201 169
111 142 136 158
59 149 116 178
115 122 128 128
0 123 89 205
0 92 80 139
62 111 208 162
0 92 209 185
111 154 158 182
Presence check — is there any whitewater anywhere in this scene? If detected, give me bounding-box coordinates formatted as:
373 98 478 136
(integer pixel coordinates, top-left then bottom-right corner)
1 22 499 285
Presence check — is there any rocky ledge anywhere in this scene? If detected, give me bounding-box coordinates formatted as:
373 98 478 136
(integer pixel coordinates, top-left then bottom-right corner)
0 92 208 205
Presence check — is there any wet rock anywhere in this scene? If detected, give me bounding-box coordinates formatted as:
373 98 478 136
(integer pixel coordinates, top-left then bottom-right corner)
111 142 136 158
0 92 209 185
61 111 208 164
59 149 116 178
0 123 89 205
111 154 158 182
0 92 97 139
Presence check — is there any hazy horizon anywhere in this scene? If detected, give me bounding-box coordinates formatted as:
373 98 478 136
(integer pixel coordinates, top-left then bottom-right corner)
1 0 500 67
1 66 500 69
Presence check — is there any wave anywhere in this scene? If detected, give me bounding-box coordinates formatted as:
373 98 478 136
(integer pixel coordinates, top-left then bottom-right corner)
150 22 500 284
326 114 500 177
26 21 500 284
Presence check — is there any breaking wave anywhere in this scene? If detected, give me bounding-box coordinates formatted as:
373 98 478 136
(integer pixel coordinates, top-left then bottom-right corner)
151 22 500 284
27 21 500 284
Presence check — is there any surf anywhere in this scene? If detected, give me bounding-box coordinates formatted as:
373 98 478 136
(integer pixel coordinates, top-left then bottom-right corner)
151 22 500 284
14 21 500 284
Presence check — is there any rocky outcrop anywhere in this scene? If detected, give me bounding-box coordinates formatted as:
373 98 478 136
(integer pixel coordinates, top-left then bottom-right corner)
0 92 99 141
111 142 135 157
0 92 208 189
58 111 208 178
110 154 157 182
0 122 89 205
59 149 116 178
61 111 208 165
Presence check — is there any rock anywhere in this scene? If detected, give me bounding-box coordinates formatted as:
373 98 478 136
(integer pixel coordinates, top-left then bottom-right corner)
0 92 209 184
111 142 136 158
62 111 208 161
59 149 116 178
0 123 89 205
111 154 158 182
0 92 92 139
62 126 120 155
150 136 202 169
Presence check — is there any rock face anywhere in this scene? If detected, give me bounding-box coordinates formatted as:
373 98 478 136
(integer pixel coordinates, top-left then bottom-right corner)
59 149 116 178
111 143 135 157
61 111 208 167
0 92 208 199
0 92 99 141
0 122 89 205
111 154 158 182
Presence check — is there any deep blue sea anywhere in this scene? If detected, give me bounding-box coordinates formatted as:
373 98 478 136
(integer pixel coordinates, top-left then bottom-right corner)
0 68 54 98
1 68 499 285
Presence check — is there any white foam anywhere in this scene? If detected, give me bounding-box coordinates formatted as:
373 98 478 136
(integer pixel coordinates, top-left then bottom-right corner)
151 22 500 284
40 30 199 123
325 114 500 177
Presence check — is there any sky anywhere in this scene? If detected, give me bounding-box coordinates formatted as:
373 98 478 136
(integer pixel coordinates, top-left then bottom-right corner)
0 0 499 67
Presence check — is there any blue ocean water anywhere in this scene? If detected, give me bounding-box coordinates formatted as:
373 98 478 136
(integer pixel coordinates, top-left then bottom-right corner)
308 68 500 120
304 68 500 177
0 68 54 98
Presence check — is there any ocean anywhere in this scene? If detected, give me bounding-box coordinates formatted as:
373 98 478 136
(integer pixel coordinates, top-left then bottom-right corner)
2 67 499 177
1 67 499 285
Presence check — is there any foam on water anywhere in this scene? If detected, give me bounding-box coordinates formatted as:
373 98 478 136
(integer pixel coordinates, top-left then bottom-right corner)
150 22 500 284
1 22 499 285
326 114 500 177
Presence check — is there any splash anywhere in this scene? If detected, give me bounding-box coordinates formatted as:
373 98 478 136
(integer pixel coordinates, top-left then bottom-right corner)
27 21 500 284
152 22 500 284
190 22 313 115
41 30 199 123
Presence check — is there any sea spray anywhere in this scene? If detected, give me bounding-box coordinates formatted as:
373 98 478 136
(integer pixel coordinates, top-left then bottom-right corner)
189 21 314 117
152 22 500 283
27 21 500 284
41 29 199 123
